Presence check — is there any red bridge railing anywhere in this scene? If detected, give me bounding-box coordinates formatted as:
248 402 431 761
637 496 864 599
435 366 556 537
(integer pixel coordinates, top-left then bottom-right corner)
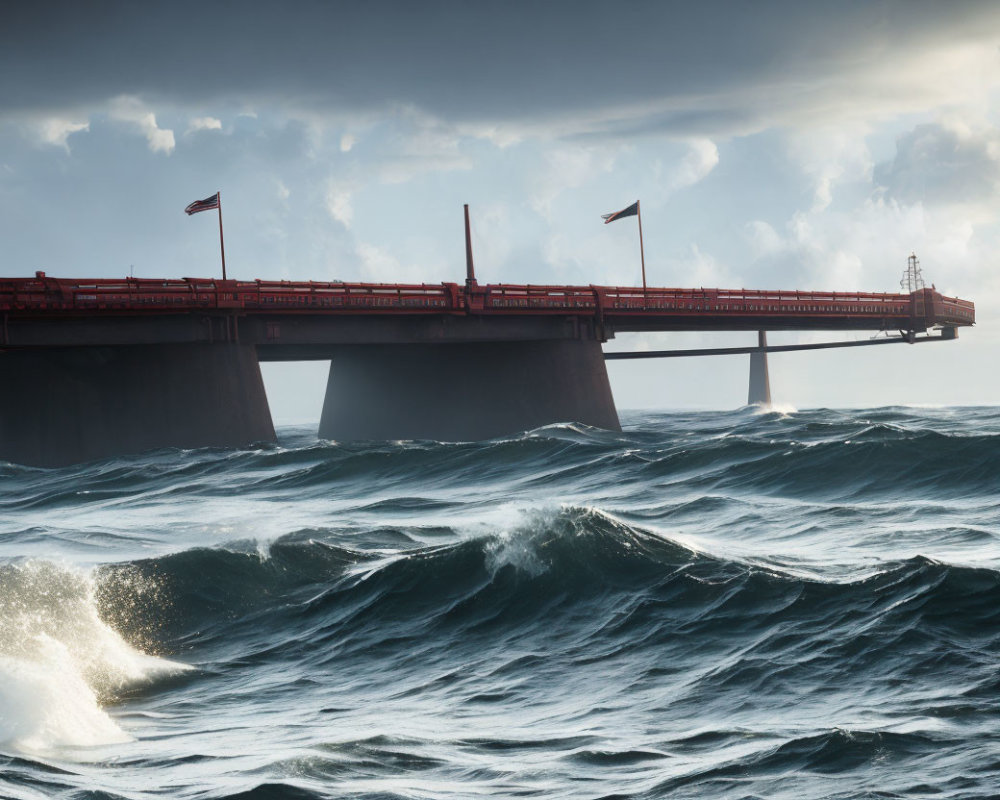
0 274 976 327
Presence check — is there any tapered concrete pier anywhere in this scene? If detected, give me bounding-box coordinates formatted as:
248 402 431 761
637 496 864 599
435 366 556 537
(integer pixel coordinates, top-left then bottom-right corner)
748 330 772 407
0 343 275 467
319 339 620 442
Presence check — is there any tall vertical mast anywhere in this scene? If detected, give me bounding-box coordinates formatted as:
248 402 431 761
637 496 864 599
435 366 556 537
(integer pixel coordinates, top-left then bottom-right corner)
637 199 646 292
217 191 227 281
464 204 477 289
901 252 925 293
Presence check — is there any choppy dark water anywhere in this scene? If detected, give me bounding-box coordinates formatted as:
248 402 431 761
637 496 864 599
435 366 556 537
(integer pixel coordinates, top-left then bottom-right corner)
1 407 999 799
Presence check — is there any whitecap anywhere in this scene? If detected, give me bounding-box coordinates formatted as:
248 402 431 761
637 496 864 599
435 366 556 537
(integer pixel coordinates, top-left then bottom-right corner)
0 559 188 754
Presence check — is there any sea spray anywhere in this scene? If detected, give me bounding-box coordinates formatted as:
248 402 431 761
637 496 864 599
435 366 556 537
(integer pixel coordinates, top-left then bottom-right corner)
0 560 187 752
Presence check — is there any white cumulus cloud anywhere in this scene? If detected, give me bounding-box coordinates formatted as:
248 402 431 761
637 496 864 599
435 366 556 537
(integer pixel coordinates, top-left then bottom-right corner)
109 96 175 154
187 116 222 134
529 143 620 219
667 138 719 192
36 117 90 152
325 183 353 228
874 119 1000 212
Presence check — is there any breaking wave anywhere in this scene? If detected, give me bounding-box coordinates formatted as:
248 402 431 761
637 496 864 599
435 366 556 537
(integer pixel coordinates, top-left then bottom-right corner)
0 561 187 753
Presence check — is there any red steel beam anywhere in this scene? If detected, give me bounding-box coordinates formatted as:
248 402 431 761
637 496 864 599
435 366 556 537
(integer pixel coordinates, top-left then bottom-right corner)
0 274 976 330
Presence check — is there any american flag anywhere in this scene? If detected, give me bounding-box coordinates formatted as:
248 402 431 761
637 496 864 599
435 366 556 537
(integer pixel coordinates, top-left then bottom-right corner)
601 201 639 224
185 193 220 215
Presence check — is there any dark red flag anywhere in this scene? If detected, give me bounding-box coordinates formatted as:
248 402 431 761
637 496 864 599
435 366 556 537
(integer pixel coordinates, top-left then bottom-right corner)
601 201 639 224
185 193 220 215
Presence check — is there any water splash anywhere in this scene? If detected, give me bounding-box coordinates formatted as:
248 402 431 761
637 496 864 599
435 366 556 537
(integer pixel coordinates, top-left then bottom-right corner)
0 560 188 753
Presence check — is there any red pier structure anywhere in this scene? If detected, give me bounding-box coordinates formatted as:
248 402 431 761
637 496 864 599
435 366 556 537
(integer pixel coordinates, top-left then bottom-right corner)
0 272 975 466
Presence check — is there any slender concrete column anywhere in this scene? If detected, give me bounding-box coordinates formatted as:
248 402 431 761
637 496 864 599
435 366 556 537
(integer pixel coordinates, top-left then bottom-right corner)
320 339 620 442
0 344 275 467
748 330 772 407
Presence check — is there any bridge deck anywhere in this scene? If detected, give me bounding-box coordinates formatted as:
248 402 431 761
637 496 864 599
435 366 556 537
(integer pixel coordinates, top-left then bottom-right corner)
0 275 975 348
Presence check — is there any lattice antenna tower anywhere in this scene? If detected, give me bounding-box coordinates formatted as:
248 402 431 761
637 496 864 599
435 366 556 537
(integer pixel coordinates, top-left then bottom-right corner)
900 252 926 293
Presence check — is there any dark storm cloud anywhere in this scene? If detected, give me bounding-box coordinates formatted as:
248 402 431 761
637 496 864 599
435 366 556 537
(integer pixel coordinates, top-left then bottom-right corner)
4 0 999 129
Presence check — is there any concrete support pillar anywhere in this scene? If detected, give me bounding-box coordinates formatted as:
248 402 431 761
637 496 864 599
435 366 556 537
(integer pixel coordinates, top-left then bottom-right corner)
748 330 772 407
319 339 620 442
0 344 275 467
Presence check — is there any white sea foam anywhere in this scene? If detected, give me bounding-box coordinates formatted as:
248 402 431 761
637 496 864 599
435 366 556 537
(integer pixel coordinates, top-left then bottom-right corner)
751 402 798 416
484 528 548 578
0 560 188 753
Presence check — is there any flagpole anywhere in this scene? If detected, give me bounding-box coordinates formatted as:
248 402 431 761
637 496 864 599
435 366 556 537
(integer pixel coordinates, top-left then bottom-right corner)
637 199 646 292
217 191 227 280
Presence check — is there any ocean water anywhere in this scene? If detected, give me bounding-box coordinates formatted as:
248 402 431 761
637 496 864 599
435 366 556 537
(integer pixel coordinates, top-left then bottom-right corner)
1 407 999 800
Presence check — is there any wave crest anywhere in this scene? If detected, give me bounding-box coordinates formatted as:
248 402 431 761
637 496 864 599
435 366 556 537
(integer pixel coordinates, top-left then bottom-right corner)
0 560 187 753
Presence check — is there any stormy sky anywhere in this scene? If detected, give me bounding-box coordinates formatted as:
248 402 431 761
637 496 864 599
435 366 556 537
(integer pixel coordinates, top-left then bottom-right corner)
2 1 998 420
